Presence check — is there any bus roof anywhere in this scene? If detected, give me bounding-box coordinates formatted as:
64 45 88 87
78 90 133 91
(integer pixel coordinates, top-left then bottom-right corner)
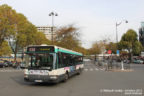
27 45 83 56
54 46 83 56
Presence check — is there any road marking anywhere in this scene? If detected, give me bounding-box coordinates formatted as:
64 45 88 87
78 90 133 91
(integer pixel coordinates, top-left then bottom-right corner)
83 67 106 72
95 68 98 70
84 69 88 71
90 68 93 71
100 68 104 71
0 69 24 72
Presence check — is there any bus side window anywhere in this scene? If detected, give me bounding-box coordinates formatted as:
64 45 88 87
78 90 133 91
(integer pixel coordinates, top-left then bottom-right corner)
73 56 77 65
77 56 83 64
69 55 74 66
62 53 69 67
63 53 66 67
74 56 82 65
58 52 63 68
74 57 78 65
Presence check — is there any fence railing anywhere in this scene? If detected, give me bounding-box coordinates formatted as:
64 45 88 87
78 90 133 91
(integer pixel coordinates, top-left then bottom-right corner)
94 59 130 71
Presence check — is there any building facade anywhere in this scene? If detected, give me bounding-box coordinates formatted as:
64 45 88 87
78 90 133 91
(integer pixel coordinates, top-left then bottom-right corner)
36 26 56 40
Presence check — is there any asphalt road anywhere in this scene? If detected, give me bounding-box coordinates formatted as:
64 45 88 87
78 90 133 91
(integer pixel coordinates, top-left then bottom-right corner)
0 62 144 96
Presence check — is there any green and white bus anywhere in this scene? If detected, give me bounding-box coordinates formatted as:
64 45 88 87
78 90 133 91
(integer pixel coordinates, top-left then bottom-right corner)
24 45 84 83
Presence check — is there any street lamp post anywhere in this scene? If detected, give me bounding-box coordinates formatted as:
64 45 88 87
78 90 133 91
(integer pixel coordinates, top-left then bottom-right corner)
49 12 58 44
115 20 128 70
116 20 128 44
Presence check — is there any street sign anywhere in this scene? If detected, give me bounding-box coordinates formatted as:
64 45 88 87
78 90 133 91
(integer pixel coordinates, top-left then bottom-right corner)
107 50 112 54
117 50 119 55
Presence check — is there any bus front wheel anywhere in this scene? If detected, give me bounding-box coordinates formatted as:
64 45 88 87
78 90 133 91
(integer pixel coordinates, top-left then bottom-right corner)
63 73 69 82
77 68 82 75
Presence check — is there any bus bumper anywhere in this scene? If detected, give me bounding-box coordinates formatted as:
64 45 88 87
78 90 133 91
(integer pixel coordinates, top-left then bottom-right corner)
24 74 65 83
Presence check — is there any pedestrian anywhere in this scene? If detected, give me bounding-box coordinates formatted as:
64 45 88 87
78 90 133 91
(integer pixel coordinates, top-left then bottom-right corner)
16 62 20 69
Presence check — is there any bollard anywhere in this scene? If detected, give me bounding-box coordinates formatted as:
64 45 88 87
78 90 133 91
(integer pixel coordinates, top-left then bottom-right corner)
121 61 124 70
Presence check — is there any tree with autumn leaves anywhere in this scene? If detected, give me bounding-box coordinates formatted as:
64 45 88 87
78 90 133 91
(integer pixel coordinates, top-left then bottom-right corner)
0 41 12 56
54 25 88 55
0 4 50 60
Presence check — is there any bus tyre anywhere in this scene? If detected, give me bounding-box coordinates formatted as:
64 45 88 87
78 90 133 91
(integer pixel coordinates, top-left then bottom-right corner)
77 68 82 75
63 73 69 82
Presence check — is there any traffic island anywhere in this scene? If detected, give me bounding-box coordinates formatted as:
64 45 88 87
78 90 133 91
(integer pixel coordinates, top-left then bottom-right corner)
107 69 133 72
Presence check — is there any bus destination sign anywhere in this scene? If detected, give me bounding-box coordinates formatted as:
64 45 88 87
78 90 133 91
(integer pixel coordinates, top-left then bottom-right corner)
27 46 54 52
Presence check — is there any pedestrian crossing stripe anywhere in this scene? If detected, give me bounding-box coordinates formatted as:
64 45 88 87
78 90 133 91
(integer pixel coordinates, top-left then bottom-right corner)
0 69 24 72
84 68 105 71
84 69 88 71
0 68 105 72
95 68 98 70
90 68 93 71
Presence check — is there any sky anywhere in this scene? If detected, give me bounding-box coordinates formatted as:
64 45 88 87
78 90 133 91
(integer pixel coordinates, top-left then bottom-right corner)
0 0 144 48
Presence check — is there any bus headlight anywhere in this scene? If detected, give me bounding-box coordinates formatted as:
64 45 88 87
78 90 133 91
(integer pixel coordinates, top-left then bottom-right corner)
24 74 28 78
24 69 28 74
24 69 28 78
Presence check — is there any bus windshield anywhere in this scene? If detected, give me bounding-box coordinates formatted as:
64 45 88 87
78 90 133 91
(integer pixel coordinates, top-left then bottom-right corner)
26 53 55 70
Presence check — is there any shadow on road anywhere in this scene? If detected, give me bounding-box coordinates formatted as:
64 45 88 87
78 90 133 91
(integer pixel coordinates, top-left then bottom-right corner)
10 75 58 87
10 73 81 87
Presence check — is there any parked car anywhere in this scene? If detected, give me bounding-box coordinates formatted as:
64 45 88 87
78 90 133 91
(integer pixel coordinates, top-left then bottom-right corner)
83 59 91 62
133 59 143 64
8 62 13 67
0 63 4 68
123 60 130 64
4 60 13 67
12 61 19 68
20 62 26 69
3 62 9 67
0 60 5 68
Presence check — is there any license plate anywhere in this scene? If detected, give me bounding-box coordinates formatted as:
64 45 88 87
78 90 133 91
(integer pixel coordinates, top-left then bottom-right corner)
35 80 43 83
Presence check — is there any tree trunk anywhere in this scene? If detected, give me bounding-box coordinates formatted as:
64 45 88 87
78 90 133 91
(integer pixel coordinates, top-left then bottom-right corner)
128 51 133 64
130 52 133 63
0 39 4 48
14 43 18 62
94 54 96 64
8 40 15 54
